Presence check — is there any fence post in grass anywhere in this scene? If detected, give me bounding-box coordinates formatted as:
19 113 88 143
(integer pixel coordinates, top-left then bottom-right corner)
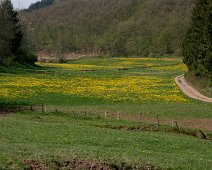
174 121 180 134
97 111 100 119
117 111 120 121
112 112 115 119
18 104 21 112
42 104 44 113
157 114 160 126
140 113 142 123
104 111 107 119
84 109 87 118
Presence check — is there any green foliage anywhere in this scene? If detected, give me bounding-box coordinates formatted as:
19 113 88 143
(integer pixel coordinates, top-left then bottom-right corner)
0 0 14 63
15 48 38 64
0 0 22 63
0 0 37 65
1 0 23 55
26 0 195 56
182 0 212 80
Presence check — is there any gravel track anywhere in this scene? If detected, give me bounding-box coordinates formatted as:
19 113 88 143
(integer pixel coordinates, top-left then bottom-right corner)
175 75 212 103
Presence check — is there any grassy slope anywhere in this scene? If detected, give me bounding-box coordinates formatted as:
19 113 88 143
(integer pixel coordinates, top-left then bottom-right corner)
0 57 212 119
0 112 212 169
0 57 212 169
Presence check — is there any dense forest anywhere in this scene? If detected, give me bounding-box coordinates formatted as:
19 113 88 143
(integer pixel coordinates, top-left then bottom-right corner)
25 0 195 57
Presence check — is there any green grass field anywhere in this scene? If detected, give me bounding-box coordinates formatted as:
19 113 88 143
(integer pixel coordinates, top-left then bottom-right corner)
0 57 212 169
0 112 212 169
0 57 212 118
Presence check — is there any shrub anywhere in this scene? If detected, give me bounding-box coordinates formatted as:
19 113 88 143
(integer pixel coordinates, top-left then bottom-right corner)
15 48 38 64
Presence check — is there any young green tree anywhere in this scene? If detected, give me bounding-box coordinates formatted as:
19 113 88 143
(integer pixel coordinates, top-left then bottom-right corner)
182 0 212 79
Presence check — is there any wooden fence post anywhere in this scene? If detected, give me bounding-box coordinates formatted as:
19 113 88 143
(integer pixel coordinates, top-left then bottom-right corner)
104 111 107 119
140 113 142 123
175 121 180 134
172 120 174 126
42 104 44 113
18 105 21 112
157 114 160 126
117 111 120 121
84 109 87 118
72 111 75 118
96 111 100 119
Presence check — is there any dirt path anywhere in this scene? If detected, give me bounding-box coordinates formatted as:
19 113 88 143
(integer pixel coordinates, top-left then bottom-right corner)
175 75 212 103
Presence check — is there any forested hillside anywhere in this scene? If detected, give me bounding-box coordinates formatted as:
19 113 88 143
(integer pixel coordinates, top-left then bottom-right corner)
27 0 55 11
25 0 195 57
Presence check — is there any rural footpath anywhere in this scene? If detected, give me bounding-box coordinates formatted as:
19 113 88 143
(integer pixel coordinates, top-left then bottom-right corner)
175 75 212 103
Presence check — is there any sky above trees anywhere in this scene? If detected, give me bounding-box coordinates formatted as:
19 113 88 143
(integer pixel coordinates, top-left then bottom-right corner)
11 0 39 9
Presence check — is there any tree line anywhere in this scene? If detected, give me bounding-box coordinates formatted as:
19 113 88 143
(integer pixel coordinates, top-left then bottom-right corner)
0 0 37 65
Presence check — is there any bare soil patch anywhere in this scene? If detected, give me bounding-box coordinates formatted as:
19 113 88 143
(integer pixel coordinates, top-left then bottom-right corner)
37 51 99 62
24 158 160 170
24 160 48 170
0 108 17 115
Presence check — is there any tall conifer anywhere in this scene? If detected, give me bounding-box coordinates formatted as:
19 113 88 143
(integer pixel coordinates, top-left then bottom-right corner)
0 0 14 62
182 0 212 79
1 0 23 55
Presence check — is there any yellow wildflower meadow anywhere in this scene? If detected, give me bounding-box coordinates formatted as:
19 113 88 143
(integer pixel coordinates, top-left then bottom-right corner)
0 58 189 103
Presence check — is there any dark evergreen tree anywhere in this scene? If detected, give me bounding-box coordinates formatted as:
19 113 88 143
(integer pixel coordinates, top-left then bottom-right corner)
0 0 14 63
1 0 23 55
0 0 37 65
182 0 212 79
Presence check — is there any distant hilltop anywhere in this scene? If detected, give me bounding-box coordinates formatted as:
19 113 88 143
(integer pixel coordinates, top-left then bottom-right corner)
27 0 55 11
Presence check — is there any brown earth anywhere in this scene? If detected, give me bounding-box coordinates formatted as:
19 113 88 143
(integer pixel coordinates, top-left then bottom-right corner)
24 158 159 170
24 160 48 170
0 108 18 115
37 51 99 62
